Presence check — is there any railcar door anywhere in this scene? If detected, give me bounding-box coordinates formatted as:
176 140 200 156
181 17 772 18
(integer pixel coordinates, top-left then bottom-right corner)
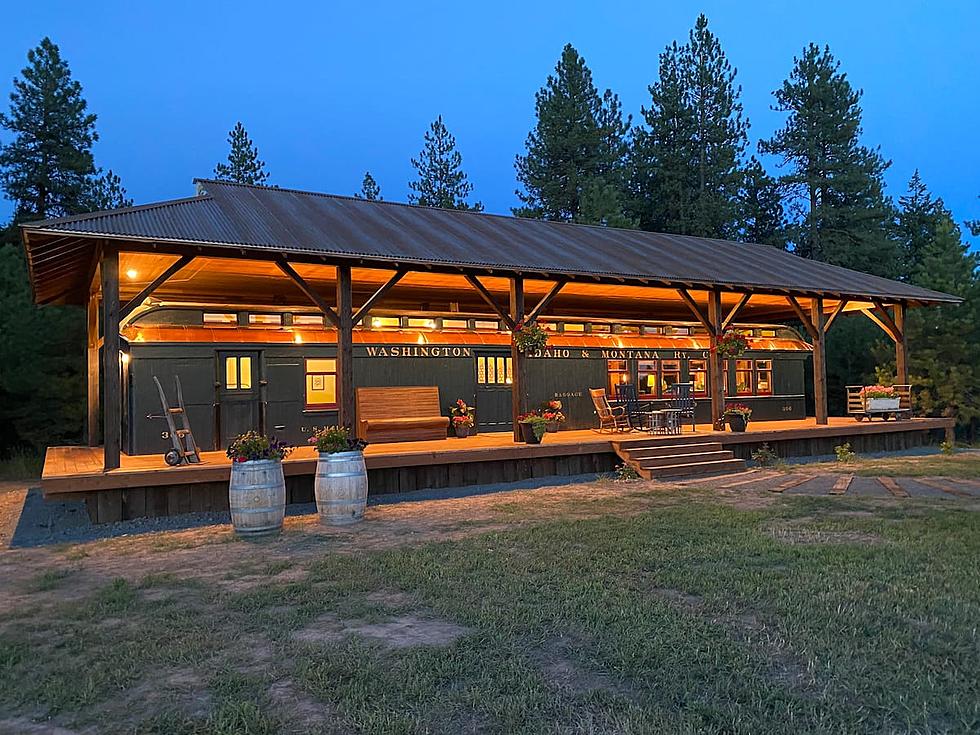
474 352 513 433
216 351 262 448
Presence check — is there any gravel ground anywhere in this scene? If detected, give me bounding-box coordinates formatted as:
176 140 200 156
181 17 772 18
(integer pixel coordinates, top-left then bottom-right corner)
3 473 600 549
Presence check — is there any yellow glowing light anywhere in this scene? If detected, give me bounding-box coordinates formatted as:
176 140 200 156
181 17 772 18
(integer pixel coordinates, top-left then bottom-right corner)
120 352 131 365
416 333 426 344
126 269 138 280
293 333 303 344
372 318 382 328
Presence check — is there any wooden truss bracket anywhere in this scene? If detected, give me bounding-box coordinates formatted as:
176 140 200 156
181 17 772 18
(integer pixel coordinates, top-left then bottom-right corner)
352 268 408 326
676 288 716 336
465 275 516 330
119 255 194 322
275 257 340 327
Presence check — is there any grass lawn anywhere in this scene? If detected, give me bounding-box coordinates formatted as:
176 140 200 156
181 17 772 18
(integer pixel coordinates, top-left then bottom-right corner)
0 484 978 733
786 450 980 479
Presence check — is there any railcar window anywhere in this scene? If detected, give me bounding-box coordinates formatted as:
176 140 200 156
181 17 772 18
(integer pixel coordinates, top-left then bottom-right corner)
248 314 282 326
607 360 631 395
735 359 753 396
662 360 681 393
563 323 585 333
204 312 237 325
591 324 611 333
442 319 468 330
305 358 337 408
407 318 437 329
756 359 773 395
369 317 400 329
224 356 252 390
477 356 512 385
473 320 499 331
293 314 324 326
637 360 658 398
689 359 707 396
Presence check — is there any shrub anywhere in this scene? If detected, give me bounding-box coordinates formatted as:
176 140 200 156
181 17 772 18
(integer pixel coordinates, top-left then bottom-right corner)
614 463 641 482
939 440 955 456
751 443 780 467
309 426 367 454
834 442 855 463
226 431 292 462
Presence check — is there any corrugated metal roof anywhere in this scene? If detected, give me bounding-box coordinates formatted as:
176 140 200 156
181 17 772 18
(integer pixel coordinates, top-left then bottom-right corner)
21 178 960 306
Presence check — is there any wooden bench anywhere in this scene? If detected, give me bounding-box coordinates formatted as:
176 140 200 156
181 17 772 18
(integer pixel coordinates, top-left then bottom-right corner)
355 386 450 443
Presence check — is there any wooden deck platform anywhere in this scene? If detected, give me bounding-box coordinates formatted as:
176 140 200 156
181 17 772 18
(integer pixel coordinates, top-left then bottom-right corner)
43 416 954 497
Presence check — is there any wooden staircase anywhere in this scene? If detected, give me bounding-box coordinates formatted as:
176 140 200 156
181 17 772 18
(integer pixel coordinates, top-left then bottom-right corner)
611 436 746 480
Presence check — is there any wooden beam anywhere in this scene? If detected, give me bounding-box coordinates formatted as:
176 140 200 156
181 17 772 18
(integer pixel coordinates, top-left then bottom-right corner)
101 245 121 471
870 299 902 343
894 302 908 384
510 276 527 442
352 268 408 326
823 299 849 333
86 289 100 447
860 308 899 344
811 297 828 425
707 290 725 430
275 258 340 327
336 265 355 432
676 288 715 336
464 275 516 330
721 293 751 331
525 279 567 323
786 295 818 340
119 255 193 322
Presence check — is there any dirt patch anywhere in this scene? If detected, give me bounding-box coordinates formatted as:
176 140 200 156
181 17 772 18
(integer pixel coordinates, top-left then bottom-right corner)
267 678 343 734
293 613 471 649
0 719 95 735
530 636 634 700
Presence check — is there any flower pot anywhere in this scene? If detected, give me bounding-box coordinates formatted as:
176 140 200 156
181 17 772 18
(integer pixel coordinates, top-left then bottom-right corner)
866 398 900 412
454 424 471 438
314 450 368 525
545 421 559 433
519 422 543 444
727 414 748 432
228 459 285 538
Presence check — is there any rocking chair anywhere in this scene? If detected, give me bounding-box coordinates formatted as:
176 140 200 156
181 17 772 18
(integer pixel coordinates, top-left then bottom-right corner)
665 382 696 432
589 388 630 432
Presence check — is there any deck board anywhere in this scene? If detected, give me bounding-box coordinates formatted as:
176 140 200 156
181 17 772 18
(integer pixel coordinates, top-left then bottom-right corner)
41 416 954 496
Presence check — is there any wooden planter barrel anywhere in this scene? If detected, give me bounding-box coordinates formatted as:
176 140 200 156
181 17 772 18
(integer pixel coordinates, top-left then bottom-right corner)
315 451 368 525
228 459 286 538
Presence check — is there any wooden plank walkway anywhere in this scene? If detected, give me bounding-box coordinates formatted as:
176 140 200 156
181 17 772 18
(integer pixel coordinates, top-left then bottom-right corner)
41 416 954 497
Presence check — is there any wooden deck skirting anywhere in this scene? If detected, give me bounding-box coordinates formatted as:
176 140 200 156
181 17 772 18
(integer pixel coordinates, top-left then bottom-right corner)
42 417 954 498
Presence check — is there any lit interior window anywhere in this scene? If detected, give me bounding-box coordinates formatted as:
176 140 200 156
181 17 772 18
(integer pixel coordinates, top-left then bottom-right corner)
407 317 437 329
539 322 559 332
476 356 512 385
473 320 499 331
205 312 237 325
689 359 707 397
305 358 337 408
248 314 282 327
642 326 662 335
607 360 631 395
563 323 585 333
225 357 238 389
616 325 641 334
224 355 252 390
661 360 681 393
735 359 753 395
760 329 776 338
293 314 324 326
370 317 401 329
591 324 611 333
756 359 772 395
638 360 659 398
442 319 468 330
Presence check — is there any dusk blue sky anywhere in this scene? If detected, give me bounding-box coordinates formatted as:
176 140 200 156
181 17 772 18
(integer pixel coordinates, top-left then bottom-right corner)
4 1 978 246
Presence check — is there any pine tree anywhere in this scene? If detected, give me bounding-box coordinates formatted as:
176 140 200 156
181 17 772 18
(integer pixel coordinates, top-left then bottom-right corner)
515 44 630 222
355 171 381 201
879 175 980 436
760 44 899 277
738 157 786 248
86 168 132 211
896 170 940 278
0 37 97 221
408 116 482 211
213 122 269 185
575 180 637 229
631 15 747 237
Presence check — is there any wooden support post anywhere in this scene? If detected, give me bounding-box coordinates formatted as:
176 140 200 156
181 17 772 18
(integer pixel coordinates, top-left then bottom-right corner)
894 301 908 384
336 265 355 432
101 246 121 470
86 288 100 447
707 290 725 430
811 297 828 425
510 276 526 442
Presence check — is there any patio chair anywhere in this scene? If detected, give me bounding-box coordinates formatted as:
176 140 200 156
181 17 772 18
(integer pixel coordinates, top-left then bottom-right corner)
614 383 653 430
665 382 696 432
589 388 630 432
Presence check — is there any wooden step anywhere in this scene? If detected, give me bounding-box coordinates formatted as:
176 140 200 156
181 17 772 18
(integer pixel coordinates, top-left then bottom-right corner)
636 450 734 469
626 442 724 459
612 435 709 450
646 458 747 479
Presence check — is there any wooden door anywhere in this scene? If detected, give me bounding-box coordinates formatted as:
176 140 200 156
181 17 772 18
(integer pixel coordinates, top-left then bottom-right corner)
474 352 513 433
217 351 261 448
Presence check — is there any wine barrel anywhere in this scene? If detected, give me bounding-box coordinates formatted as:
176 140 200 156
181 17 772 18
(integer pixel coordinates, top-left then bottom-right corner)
314 451 368 525
228 459 286 537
